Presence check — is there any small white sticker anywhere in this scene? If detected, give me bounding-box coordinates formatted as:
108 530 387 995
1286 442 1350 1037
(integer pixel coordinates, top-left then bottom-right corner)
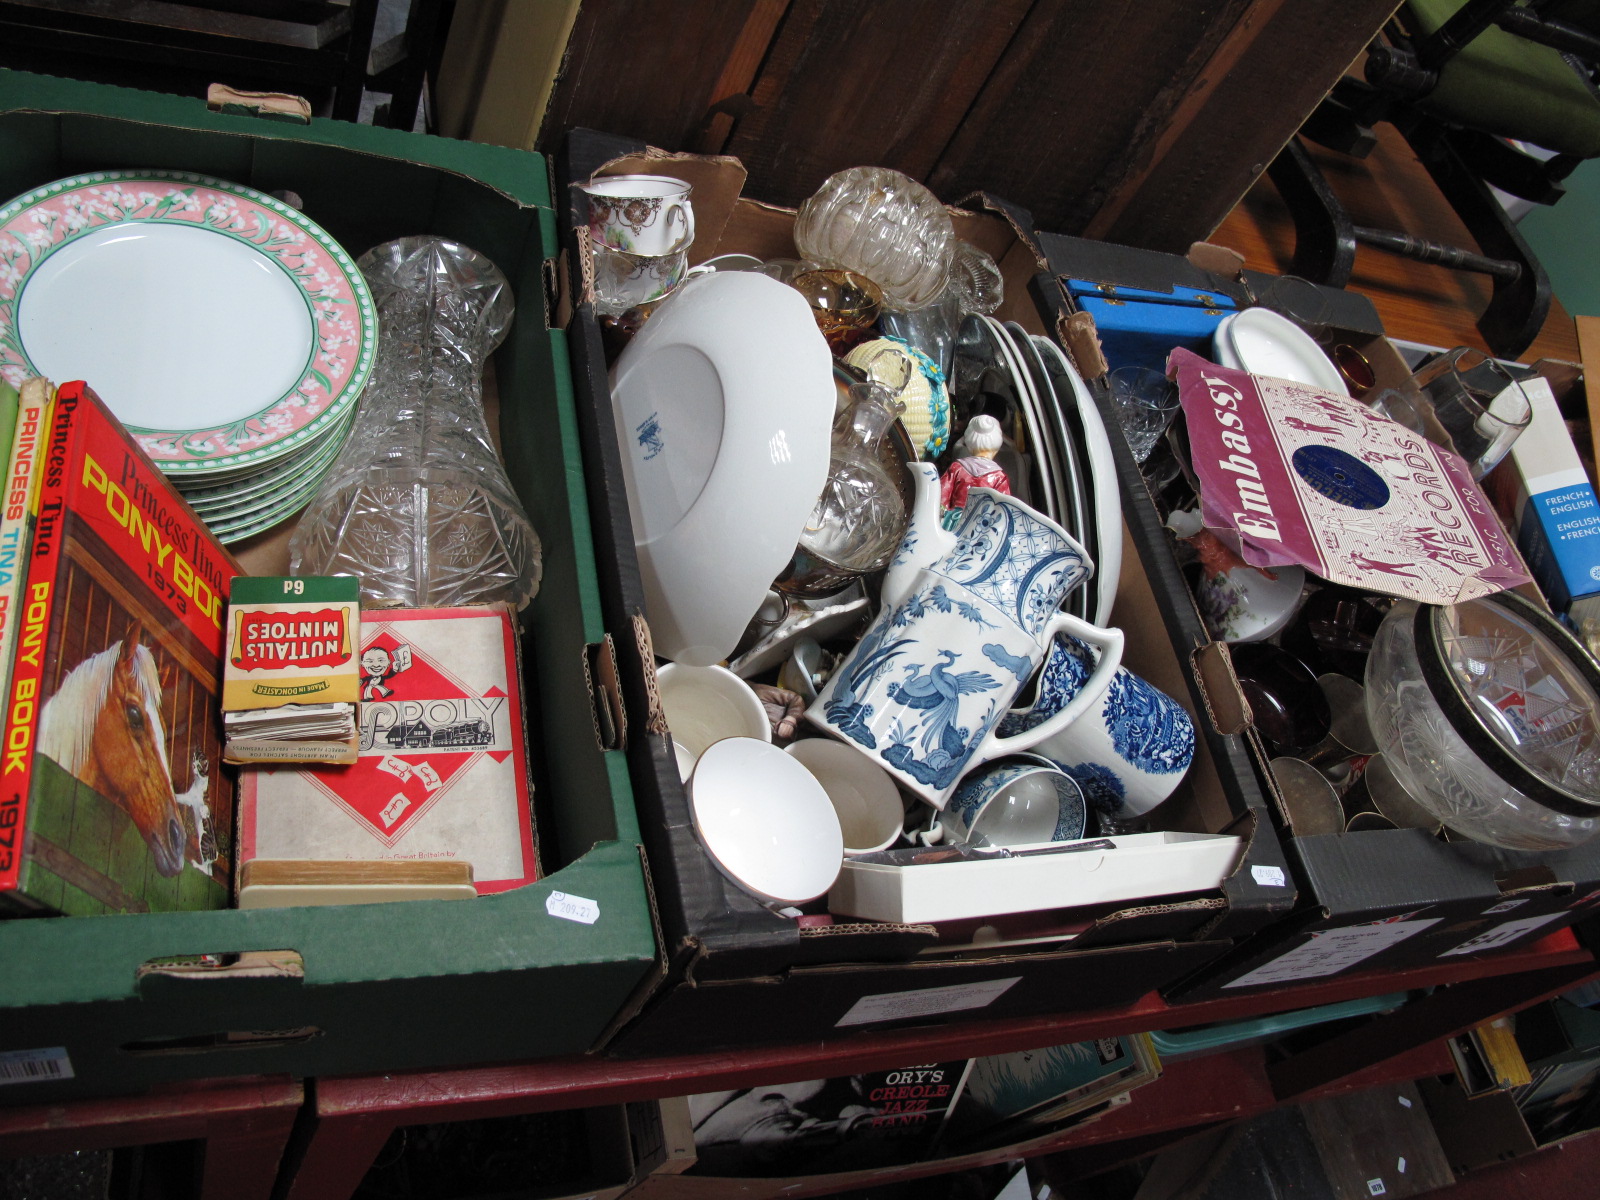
546 891 600 925
1439 912 1567 957
1483 898 1530 915
1398 1157 1407 1174
1367 1179 1386 1196
836 977 1021 1027
1398 1095 1413 1108
0 1047 73 1085
1252 865 1288 887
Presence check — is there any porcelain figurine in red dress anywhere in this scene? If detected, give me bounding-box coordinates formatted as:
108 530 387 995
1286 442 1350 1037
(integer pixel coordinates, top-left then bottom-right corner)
940 414 1010 528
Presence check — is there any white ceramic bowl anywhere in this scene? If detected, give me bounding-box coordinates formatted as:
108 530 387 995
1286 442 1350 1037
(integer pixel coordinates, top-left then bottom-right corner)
785 738 903 855
610 272 835 665
1223 307 1346 394
689 737 844 905
656 663 771 781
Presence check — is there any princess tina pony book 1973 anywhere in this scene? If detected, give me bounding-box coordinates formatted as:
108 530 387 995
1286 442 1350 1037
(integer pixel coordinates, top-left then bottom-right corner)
0 380 240 916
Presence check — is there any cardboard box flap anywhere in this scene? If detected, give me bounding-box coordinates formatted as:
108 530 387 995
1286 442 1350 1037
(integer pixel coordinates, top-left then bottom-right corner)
794 920 941 963
1069 896 1229 948
1038 230 1240 298
684 921 941 983
1238 267 1383 336
1291 828 1513 911
1194 642 1251 737
1188 241 1246 278
1051 306 1109 381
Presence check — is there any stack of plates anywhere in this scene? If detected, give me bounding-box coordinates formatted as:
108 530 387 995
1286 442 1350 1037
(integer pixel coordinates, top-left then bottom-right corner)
0 170 376 544
953 315 1121 627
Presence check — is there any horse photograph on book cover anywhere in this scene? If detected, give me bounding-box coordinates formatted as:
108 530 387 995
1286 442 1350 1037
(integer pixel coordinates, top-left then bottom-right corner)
22 523 229 914
39 621 186 877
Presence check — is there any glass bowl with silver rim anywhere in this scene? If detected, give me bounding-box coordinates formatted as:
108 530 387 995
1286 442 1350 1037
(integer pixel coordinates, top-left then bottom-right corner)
1364 590 1600 850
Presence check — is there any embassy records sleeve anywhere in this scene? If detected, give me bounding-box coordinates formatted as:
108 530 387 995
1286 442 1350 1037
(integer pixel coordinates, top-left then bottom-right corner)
237 605 537 893
1170 347 1528 604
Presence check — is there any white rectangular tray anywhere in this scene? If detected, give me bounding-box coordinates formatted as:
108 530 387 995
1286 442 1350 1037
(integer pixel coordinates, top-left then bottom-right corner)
828 832 1246 925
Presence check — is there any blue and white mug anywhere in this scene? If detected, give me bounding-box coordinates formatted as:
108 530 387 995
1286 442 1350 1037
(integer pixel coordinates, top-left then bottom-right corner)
1000 635 1196 819
941 754 1088 847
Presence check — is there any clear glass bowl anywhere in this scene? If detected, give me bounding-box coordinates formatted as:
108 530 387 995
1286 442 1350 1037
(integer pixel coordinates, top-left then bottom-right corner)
1364 594 1600 849
793 167 954 311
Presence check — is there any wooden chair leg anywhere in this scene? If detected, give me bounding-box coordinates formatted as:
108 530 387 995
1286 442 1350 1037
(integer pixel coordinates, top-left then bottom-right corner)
332 0 384 122
1402 118 1552 359
1265 137 1358 287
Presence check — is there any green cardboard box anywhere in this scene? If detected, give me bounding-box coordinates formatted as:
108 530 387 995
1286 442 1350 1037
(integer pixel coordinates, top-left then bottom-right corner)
0 70 658 1102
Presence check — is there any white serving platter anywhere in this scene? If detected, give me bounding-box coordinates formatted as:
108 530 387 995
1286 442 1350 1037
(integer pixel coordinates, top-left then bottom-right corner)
828 831 1244 924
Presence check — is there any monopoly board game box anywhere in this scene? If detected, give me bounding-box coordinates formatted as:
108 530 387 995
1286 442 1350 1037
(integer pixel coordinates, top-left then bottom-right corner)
240 605 538 893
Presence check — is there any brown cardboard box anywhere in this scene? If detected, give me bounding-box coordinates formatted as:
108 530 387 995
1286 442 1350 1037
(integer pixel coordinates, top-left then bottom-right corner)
555 130 1295 1059
1033 233 1600 999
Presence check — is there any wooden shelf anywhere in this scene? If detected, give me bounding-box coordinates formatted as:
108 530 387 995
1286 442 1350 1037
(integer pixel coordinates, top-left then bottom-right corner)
275 931 1598 1200
0 1075 301 1200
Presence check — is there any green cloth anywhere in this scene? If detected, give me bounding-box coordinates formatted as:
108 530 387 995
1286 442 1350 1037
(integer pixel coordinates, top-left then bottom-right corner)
1406 0 1600 156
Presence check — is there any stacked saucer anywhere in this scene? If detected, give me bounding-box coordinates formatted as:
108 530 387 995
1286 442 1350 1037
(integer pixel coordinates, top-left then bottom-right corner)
0 169 376 544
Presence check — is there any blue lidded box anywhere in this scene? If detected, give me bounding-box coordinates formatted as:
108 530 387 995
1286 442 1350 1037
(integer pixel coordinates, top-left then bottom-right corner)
1064 278 1239 375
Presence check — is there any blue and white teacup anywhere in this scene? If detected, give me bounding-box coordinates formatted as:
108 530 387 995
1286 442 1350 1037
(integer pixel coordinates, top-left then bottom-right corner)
1001 635 1196 819
941 755 1088 847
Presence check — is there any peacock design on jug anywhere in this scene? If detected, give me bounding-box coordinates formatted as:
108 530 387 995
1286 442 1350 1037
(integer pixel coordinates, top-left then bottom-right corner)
810 486 1124 808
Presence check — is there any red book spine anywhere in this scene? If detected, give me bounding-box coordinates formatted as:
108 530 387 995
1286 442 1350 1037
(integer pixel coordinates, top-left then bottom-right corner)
0 382 81 894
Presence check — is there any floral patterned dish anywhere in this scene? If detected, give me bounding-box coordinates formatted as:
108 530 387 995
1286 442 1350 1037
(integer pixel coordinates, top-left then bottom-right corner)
203 442 350 545
0 170 375 474
182 432 336 513
189 414 351 521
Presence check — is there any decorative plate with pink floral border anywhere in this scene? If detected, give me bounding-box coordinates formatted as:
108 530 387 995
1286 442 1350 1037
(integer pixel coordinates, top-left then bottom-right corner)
0 170 375 474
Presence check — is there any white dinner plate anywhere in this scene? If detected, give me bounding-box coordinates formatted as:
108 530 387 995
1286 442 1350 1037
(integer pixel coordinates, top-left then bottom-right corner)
1033 336 1123 628
0 170 375 475
1003 319 1092 620
610 271 835 665
690 737 843 906
1223 306 1347 394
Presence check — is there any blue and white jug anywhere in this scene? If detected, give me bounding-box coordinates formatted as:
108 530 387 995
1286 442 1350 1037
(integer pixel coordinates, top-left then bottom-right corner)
808 485 1122 808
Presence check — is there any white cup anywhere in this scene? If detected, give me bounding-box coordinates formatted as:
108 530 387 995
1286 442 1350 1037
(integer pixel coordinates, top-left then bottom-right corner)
582 174 696 257
785 738 903 856
656 663 771 781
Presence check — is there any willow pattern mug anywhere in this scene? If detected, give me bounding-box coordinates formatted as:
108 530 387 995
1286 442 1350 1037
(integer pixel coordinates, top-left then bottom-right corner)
1001 634 1195 818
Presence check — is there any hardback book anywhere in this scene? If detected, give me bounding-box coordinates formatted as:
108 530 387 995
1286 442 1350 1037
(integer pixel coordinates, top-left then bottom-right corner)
0 377 46 710
237 605 538 894
687 1059 973 1177
0 381 241 915
222 574 360 764
1486 374 1600 620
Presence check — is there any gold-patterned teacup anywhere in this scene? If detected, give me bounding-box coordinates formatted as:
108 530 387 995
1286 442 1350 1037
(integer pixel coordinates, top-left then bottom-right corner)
581 174 695 257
